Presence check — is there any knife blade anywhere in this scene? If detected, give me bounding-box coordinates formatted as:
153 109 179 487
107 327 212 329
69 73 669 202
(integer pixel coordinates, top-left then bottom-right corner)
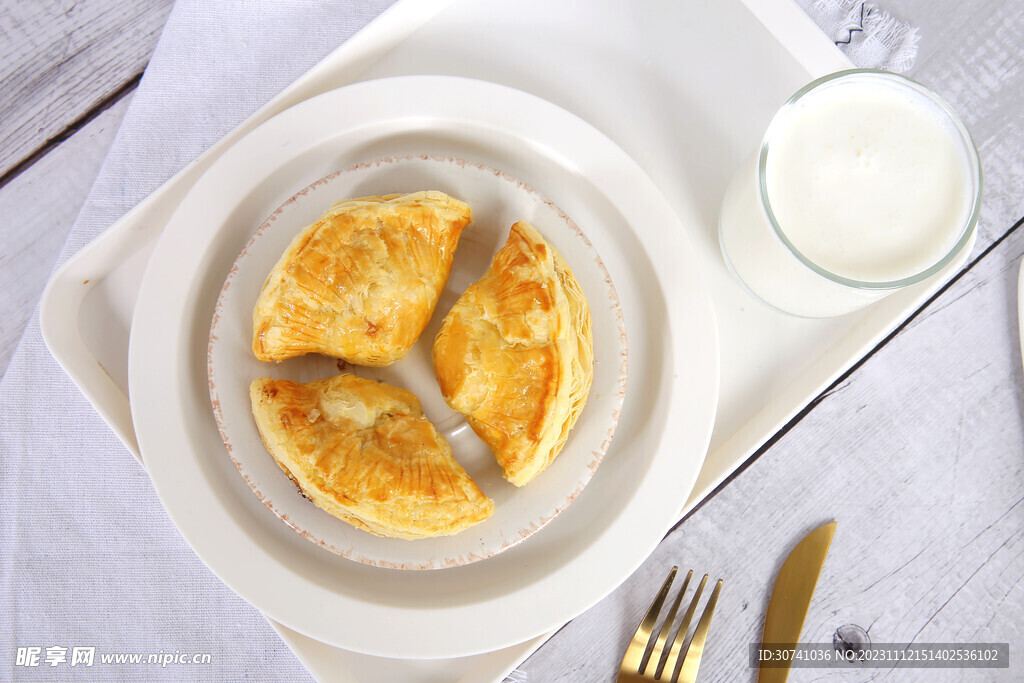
757 521 837 683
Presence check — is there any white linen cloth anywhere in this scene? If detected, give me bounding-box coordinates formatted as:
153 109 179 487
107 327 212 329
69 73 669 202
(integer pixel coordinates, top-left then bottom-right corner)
1 2 394 680
796 0 919 71
0 1 917 680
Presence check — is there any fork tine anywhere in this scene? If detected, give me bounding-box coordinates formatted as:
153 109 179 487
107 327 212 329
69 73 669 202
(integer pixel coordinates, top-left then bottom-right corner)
647 570 692 674
676 578 723 683
619 566 678 675
659 574 707 680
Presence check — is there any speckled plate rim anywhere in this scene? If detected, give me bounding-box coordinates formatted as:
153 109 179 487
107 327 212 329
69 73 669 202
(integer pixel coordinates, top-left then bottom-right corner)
128 76 719 659
207 153 628 569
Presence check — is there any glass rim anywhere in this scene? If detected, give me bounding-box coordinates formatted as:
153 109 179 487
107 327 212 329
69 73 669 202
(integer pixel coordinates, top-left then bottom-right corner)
757 68 983 290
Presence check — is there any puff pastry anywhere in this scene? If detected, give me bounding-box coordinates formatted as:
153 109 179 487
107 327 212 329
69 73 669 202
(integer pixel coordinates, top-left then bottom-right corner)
432 221 593 487
253 191 472 366
250 374 494 539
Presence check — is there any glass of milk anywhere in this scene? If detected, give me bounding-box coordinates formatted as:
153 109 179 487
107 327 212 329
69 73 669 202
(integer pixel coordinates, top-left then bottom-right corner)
718 69 982 318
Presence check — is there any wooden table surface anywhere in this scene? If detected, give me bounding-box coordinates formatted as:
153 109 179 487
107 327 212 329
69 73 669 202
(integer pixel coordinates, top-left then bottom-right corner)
2 1 1022 681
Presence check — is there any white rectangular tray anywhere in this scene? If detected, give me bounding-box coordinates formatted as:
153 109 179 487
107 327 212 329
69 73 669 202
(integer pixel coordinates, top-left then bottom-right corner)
40 0 971 680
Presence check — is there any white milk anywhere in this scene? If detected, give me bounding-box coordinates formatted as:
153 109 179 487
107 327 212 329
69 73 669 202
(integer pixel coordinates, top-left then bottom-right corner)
719 71 979 318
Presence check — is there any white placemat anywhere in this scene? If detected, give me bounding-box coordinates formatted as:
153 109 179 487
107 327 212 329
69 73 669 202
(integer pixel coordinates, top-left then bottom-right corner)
0 0 916 679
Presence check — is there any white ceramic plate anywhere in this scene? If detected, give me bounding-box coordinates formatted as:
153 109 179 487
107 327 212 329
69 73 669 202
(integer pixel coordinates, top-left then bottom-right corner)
128 76 719 658
209 155 627 569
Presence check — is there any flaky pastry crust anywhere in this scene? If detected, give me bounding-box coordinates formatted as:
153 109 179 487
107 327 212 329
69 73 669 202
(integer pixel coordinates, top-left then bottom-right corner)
250 374 494 539
432 221 593 486
253 191 472 366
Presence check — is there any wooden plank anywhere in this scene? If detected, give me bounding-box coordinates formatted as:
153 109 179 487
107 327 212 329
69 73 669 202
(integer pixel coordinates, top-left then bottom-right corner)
0 0 173 180
0 94 132 379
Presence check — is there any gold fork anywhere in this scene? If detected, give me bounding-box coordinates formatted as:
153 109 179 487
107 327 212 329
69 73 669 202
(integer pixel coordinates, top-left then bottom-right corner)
617 566 723 683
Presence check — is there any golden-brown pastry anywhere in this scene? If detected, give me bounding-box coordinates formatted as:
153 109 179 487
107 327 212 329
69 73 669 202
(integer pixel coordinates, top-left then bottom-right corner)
253 191 472 366
250 374 494 539
432 221 593 487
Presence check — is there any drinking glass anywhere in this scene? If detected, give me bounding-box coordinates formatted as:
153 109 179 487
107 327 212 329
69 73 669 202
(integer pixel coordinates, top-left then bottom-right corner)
718 69 981 318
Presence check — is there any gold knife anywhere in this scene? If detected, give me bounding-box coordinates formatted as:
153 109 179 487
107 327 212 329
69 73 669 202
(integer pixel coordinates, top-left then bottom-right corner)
757 521 837 683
